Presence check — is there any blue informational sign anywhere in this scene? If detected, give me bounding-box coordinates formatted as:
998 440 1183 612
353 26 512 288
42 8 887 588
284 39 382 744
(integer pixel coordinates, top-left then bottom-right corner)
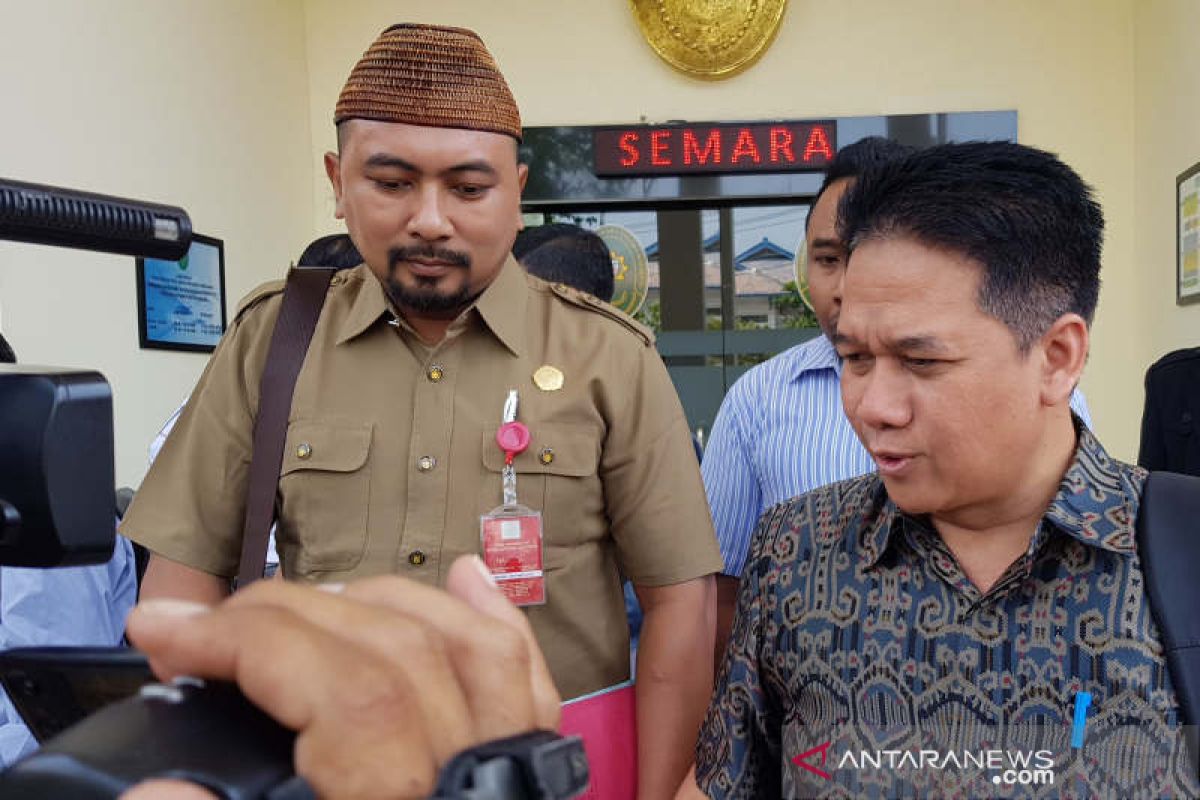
136 233 226 352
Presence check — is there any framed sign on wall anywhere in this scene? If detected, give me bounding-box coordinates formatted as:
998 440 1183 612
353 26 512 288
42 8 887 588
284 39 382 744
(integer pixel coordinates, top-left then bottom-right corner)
136 233 227 352
1178 161 1200 306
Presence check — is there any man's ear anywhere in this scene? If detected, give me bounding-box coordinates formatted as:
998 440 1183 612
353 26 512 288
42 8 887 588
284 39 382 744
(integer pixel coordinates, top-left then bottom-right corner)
324 151 345 220
1039 313 1089 407
515 162 529 230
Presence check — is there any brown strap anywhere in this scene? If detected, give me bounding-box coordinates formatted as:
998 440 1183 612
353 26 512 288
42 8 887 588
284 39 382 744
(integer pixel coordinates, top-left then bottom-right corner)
236 267 336 588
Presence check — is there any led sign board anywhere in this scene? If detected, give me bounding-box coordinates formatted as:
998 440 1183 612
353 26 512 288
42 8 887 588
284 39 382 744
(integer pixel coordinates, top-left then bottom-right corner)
593 121 835 177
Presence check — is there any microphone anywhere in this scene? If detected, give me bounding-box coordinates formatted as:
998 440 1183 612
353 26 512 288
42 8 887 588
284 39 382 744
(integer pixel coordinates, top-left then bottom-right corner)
0 177 192 261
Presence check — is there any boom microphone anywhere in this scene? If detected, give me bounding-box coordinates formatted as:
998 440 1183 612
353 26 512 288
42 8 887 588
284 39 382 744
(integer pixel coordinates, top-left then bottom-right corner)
0 177 192 261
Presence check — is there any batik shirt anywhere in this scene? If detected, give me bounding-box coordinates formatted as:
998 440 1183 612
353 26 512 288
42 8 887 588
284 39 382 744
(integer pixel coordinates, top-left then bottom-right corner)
696 422 1198 798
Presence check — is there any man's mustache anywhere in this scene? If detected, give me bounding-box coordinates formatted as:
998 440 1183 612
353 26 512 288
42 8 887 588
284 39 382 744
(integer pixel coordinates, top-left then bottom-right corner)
389 245 471 269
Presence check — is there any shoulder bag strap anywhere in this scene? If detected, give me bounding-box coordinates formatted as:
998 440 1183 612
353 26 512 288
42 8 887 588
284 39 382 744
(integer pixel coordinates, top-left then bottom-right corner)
1137 469 1200 777
236 267 336 589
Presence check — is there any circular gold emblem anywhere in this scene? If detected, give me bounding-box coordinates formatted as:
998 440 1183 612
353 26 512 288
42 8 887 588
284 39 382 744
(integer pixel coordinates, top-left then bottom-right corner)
630 0 788 79
597 224 649 317
533 365 565 392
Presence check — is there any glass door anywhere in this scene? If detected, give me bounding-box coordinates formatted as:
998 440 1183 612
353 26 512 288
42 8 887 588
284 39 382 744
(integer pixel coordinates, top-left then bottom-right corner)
524 203 820 446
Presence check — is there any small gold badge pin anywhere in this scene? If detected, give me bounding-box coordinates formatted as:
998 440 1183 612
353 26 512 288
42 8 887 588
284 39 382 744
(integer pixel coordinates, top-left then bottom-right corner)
532 365 564 392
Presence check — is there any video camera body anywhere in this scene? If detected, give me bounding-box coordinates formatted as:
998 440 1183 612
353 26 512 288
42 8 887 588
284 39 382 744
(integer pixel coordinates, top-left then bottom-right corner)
0 366 116 568
0 179 588 799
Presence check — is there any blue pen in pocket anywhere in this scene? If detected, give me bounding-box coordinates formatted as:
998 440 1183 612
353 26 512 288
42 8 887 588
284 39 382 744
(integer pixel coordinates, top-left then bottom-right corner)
1071 691 1092 749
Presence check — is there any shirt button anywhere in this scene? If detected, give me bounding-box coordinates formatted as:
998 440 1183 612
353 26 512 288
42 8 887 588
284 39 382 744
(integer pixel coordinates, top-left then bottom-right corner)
408 550 426 566
539 447 555 465
427 364 444 382
296 443 313 460
417 455 436 472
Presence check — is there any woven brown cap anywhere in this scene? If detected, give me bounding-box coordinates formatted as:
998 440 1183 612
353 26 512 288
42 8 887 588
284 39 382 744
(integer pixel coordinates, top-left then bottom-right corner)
335 23 521 141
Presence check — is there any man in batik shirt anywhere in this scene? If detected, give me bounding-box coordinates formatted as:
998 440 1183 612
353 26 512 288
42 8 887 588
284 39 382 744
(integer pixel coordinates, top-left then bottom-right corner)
680 142 1198 798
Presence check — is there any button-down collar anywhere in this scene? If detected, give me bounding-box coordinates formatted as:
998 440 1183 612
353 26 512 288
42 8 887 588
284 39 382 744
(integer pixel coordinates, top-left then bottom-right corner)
784 332 839 382
858 416 1138 570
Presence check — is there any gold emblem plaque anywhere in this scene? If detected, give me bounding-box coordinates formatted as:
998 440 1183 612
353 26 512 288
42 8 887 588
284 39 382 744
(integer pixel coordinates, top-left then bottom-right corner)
630 0 788 79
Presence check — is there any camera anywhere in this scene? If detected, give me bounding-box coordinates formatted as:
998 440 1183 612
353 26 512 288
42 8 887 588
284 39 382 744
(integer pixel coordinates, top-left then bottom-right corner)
0 179 588 799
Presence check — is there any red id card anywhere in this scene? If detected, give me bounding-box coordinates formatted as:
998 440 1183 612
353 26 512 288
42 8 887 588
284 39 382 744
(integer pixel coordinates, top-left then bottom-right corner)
480 505 545 606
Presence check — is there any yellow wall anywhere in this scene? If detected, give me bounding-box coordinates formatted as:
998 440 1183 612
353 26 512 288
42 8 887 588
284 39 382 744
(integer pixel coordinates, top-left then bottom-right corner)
303 0 1143 456
0 0 314 486
1134 0 1200 367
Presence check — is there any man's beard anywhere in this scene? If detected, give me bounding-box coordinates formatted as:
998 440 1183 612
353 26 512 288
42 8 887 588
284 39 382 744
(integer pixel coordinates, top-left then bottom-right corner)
385 244 477 314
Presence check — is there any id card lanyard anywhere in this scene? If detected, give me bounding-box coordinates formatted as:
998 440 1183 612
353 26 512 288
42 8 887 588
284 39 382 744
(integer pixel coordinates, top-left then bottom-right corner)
480 389 545 606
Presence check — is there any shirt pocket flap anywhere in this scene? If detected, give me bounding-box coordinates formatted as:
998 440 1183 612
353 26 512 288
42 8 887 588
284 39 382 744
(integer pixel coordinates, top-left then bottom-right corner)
481 422 598 478
281 421 372 476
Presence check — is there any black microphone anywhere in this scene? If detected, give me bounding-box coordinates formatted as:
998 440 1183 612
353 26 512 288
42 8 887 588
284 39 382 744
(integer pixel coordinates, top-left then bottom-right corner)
0 177 192 261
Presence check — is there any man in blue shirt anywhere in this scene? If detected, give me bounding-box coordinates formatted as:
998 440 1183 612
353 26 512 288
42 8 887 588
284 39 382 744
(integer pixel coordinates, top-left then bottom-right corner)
702 138 1090 658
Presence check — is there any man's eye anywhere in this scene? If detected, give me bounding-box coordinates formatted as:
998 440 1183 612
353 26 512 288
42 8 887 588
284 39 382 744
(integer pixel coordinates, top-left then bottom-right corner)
811 254 843 269
454 184 487 198
373 179 409 192
904 357 938 369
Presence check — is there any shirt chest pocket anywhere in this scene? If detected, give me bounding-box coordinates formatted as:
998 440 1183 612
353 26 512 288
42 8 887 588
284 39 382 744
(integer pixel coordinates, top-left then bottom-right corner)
277 420 372 575
480 423 604 563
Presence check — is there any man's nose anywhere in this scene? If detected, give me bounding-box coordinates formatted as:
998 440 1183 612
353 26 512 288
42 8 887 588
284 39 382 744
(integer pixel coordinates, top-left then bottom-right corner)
406 185 453 240
852 362 913 431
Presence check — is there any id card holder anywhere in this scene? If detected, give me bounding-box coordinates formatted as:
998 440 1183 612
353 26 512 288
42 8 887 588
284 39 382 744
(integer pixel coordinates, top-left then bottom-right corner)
481 504 545 606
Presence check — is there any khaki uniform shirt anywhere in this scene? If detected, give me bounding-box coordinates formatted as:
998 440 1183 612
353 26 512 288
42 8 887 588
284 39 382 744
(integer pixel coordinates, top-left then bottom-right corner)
121 257 722 699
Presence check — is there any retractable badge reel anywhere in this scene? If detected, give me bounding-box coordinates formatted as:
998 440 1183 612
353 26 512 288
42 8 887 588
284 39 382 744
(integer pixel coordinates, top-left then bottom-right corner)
481 389 545 606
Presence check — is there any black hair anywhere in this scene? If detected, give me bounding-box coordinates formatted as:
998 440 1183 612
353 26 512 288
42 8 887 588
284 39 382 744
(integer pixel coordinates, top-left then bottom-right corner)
514 224 614 302
806 137 917 231
297 234 363 269
837 140 1103 350
0 332 15 364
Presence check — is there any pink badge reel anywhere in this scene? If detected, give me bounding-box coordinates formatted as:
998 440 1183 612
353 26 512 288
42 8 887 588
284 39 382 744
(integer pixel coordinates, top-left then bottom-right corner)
496 421 530 463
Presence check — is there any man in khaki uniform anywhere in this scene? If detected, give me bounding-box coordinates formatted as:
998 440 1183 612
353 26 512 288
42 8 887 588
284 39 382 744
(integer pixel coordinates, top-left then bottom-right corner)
121 23 721 797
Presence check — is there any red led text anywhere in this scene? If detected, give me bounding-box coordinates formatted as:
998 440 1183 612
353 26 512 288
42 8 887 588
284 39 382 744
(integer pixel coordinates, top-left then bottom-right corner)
595 121 835 177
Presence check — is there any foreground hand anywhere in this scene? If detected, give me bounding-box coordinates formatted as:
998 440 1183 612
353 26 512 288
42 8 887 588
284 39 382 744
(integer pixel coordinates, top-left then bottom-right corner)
121 555 560 800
